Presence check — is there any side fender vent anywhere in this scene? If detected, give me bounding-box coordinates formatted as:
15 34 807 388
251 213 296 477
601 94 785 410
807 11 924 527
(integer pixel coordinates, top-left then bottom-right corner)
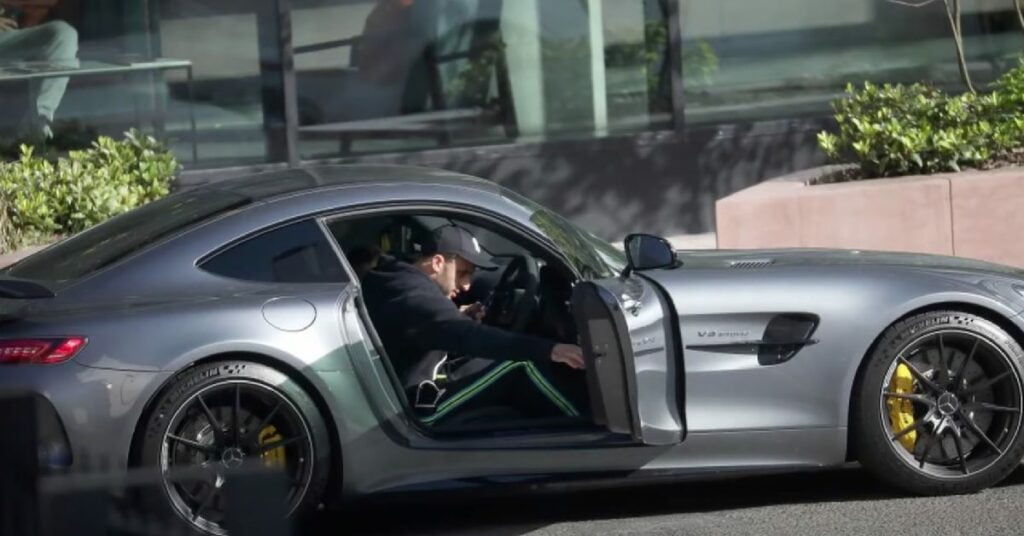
729 259 775 269
758 313 819 366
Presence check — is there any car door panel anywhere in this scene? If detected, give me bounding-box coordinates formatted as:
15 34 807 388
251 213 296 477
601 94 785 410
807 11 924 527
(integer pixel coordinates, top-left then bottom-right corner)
573 276 683 445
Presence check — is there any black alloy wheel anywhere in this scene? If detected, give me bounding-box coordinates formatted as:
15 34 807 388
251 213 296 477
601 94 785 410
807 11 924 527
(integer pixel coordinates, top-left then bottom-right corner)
855 311 1024 495
139 361 331 535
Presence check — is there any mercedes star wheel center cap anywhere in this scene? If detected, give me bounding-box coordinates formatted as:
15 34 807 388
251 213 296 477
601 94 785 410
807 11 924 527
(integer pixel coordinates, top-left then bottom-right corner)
221 447 245 468
938 392 960 416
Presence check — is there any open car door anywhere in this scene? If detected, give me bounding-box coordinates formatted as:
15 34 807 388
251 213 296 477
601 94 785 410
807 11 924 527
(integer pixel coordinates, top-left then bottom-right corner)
572 275 684 445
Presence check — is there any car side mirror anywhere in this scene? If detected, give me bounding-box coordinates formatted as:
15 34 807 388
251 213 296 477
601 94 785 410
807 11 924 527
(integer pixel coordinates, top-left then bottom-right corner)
624 234 677 274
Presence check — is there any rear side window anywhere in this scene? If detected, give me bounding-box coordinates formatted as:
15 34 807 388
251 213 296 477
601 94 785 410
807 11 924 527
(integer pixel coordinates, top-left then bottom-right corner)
200 220 346 284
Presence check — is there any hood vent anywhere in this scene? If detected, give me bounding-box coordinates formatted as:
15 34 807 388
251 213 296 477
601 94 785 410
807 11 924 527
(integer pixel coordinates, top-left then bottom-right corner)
729 259 775 269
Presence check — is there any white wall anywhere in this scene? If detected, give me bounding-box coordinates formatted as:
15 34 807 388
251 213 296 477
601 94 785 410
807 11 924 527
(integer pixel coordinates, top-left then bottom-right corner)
160 13 260 80
160 3 376 79
501 0 546 136
293 3 375 71
602 0 646 46
680 0 874 38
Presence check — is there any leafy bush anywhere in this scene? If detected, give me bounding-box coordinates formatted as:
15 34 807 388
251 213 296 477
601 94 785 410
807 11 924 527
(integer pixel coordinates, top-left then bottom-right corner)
818 64 1024 179
0 130 177 253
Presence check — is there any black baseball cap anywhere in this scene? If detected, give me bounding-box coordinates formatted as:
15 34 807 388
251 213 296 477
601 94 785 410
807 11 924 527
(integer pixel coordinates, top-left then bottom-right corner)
419 225 498 270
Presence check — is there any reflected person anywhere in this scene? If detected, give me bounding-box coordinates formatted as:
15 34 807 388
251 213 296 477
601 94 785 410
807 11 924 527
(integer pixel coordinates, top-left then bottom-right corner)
0 1 78 139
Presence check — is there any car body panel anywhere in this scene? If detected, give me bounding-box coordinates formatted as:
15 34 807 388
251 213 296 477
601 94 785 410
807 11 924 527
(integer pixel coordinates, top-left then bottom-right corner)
645 252 1024 436
0 165 1023 501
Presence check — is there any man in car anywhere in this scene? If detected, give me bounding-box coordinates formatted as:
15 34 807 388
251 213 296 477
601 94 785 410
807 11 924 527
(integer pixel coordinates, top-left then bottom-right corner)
361 224 585 425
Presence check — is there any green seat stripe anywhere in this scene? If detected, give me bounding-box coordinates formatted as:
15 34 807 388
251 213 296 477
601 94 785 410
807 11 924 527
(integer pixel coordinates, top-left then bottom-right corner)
422 360 582 424
422 361 517 424
524 362 580 417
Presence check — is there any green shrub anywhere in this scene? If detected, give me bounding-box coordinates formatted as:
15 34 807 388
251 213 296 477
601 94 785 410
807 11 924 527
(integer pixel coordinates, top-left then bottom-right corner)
818 63 1024 179
0 130 177 253
0 196 11 254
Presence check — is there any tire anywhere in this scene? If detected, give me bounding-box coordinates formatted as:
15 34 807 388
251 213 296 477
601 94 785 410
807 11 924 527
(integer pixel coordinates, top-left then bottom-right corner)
137 361 331 535
854 310 1024 495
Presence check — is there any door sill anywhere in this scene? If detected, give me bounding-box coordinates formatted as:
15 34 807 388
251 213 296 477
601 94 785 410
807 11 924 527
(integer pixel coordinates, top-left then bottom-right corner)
407 424 640 450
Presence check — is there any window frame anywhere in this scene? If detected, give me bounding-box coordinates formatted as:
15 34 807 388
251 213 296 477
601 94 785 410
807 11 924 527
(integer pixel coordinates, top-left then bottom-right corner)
317 201 585 284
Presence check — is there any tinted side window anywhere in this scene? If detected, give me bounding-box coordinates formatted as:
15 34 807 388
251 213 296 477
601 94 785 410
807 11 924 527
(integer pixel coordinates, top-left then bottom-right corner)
201 220 346 284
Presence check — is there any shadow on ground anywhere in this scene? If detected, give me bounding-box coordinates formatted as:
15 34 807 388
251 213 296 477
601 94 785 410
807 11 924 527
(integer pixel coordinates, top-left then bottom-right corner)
305 466 1024 535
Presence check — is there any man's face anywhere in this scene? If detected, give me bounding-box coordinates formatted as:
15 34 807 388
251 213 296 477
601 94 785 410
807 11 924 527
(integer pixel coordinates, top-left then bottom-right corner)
431 254 475 299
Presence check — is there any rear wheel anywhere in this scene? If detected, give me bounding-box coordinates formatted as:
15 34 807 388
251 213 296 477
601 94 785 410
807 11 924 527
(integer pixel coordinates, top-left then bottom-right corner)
138 361 331 535
854 311 1024 495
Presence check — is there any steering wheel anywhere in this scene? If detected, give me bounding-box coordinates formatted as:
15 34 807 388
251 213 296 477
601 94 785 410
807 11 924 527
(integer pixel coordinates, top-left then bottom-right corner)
483 254 540 331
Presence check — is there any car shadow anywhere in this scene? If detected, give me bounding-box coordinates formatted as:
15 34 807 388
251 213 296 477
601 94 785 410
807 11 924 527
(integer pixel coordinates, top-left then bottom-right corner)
310 465 1024 535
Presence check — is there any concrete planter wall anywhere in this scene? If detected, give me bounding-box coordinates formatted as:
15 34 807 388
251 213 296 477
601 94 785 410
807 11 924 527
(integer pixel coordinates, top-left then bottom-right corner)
715 166 1024 268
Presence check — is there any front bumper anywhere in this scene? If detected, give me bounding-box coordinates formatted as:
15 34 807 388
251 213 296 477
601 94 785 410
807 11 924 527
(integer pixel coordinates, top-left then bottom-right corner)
0 362 170 472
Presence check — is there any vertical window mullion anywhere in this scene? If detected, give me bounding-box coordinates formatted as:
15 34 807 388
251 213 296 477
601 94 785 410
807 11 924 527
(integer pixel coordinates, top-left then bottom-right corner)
666 0 686 133
277 0 300 167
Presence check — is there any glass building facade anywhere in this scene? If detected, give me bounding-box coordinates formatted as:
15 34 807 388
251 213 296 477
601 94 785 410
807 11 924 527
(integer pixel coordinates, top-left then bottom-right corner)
1 0 1022 236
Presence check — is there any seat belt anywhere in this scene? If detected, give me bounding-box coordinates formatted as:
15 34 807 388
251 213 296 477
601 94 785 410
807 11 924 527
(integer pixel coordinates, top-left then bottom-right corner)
414 354 449 409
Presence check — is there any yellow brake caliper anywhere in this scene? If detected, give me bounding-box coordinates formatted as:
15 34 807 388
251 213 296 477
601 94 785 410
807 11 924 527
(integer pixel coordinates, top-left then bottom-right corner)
258 425 286 469
887 363 918 451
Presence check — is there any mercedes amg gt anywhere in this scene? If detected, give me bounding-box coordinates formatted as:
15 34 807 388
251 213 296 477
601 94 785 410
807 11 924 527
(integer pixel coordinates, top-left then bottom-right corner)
3 165 1024 534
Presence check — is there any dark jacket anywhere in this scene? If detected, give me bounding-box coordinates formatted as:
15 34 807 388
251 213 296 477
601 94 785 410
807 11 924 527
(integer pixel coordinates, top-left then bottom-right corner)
361 261 555 389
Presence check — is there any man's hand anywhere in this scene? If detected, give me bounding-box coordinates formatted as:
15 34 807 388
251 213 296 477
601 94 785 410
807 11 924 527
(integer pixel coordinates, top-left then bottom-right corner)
551 343 585 370
459 302 486 322
0 17 18 31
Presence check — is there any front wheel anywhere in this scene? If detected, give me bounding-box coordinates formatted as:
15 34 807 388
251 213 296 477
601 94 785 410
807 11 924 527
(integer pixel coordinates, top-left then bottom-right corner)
854 311 1024 495
851 311 1024 498
137 361 331 535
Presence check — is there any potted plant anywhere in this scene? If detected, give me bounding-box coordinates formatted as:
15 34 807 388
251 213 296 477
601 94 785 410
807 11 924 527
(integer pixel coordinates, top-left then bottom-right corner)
716 61 1024 268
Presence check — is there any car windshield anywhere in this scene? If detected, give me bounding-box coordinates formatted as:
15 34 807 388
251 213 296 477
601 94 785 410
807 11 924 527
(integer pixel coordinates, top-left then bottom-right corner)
3 188 251 285
503 191 626 279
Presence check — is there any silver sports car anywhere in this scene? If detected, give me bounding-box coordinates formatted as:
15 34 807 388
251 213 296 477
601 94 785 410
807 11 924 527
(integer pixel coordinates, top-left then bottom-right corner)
3 165 1024 534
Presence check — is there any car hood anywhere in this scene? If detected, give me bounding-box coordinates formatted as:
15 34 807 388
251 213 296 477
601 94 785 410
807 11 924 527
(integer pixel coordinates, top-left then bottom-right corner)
674 248 1024 279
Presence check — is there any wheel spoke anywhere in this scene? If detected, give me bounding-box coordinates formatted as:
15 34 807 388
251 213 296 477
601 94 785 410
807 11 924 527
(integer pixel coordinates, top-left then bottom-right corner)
891 418 929 443
961 371 1013 396
916 428 943 469
957 409 1004 455
165 464 218 486
883 391 935 406
196 394 226 447
963 402 1021 414
897 356 942 393
258 435 304 455
233 385 241 447
935 334 950 386
192 483 221 522
952 428 970 475
951 338 979 389
246 400 283 443
167 434 218 455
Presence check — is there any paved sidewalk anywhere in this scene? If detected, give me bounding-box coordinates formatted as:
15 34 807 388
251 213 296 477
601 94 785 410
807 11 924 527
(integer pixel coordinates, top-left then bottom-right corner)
0 245 46 269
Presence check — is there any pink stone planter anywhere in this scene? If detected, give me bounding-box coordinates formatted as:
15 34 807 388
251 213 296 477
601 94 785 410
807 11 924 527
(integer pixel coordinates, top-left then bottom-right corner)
716 166 1024 268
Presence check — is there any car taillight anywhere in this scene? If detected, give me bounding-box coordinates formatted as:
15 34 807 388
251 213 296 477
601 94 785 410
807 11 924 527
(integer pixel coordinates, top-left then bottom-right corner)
0 337 87 365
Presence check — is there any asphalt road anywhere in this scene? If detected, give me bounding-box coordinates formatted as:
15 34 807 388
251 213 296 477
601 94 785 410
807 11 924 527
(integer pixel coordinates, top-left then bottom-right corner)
323 466 1024 536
